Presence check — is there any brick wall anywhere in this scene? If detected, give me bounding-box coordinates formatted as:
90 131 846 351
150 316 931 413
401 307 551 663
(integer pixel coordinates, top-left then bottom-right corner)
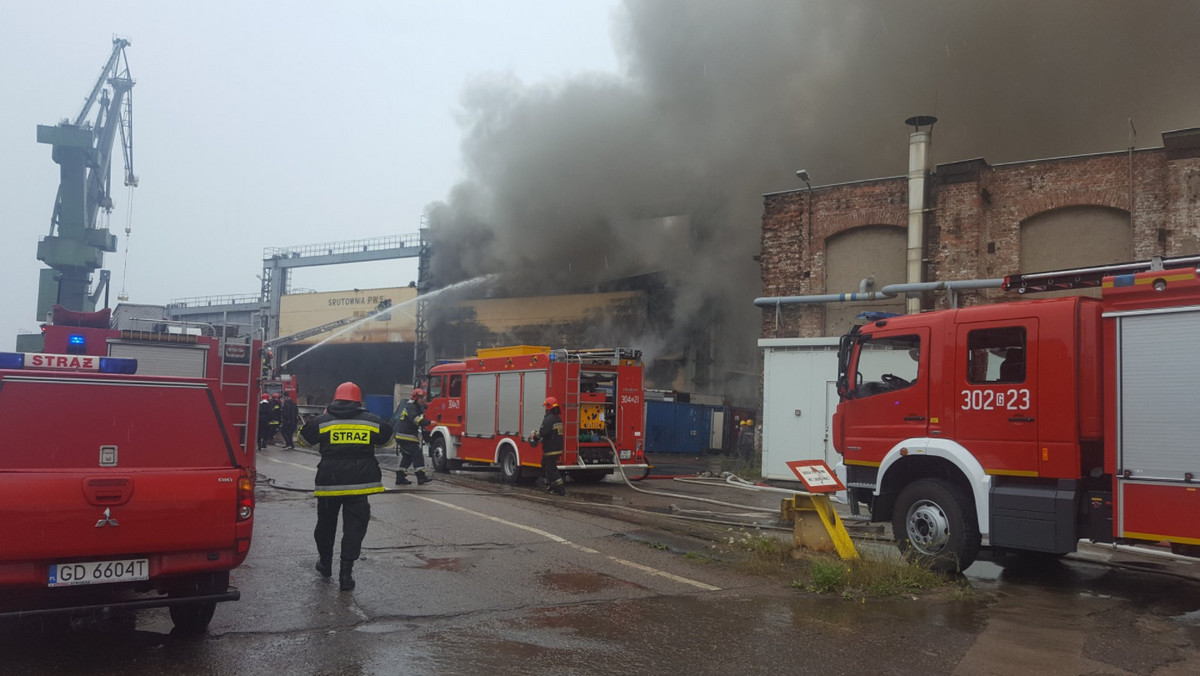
760 127 1200 340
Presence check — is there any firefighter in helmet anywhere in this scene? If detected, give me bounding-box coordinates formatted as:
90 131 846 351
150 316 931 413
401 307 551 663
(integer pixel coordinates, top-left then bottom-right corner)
257 393 274 448
300 382 394 592
530 396 566 496
268 393 283 446
393 388 432 486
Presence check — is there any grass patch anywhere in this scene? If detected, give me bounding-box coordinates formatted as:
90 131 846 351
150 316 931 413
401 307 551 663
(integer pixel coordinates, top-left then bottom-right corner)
719 456 761 480
793 553 952 598
717 527 963 600
717 528 791 574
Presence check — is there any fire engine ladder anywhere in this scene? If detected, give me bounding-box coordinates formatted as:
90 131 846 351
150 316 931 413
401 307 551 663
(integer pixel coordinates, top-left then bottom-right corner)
216 320 257 448
563 358 584 467
1003 254 1200 294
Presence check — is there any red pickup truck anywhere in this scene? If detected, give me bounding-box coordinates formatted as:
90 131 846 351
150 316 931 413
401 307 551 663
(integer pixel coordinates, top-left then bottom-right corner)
0 316 259 633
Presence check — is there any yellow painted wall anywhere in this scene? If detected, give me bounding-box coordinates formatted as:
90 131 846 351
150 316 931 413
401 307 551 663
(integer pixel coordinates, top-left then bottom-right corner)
279 287 418 344
279 288 643 344
458 291 643 332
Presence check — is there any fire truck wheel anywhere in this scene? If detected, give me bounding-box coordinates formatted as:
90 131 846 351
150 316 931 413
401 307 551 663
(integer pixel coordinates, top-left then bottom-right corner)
430 438 449 474
500 447 522 483
892 478 981 574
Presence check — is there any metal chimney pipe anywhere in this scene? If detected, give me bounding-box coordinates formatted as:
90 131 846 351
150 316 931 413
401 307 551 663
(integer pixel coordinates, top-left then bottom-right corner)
904 115 937 314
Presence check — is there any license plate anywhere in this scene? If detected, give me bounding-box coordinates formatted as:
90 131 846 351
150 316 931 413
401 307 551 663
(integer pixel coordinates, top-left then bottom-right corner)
619 449 631 460
48 559 149 587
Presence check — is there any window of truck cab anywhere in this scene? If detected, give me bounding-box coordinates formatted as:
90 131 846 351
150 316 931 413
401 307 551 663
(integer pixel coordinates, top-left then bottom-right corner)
854 334 920 397
966 327 1026 384
427 375 443 400
447 374 463 397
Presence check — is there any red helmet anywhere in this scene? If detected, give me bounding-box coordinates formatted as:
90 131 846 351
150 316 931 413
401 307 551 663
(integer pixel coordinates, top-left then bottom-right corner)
543 396 559 411
411 388 426 400
333 381 362 403
261 393 270 401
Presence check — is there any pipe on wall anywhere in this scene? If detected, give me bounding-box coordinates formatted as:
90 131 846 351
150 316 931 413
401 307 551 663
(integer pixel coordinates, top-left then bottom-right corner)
754 278 1002 310
906 117 936 315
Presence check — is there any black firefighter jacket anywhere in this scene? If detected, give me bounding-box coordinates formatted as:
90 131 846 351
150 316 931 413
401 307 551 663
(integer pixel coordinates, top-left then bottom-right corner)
538 410 564 456
300 400 394 497
393 399 430 444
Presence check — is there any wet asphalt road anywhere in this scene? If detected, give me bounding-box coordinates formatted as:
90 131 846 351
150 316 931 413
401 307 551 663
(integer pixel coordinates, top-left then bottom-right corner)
3 446 1199 675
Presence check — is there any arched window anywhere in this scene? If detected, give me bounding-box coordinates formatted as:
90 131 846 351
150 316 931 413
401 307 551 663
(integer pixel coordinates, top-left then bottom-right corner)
1020 206 1131 297
824 225 906 335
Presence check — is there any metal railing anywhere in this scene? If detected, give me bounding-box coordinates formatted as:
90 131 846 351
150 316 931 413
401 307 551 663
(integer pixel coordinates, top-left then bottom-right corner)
168 293 262 308
263 233 422 260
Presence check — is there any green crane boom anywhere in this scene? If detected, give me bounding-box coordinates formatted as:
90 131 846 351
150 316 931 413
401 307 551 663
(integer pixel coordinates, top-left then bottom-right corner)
29 37 137 333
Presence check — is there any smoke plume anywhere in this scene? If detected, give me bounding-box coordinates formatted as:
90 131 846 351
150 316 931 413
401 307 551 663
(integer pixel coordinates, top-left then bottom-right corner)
426 0 1200 404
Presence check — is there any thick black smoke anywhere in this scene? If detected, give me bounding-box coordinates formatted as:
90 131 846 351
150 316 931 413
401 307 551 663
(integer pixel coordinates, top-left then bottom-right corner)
426 0 1200 403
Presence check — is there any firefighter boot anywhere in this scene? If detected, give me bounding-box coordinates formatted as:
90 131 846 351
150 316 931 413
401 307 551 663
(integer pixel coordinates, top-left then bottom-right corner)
548 480 566 496
315 555 332 578
395 471 412 486
416 470 431 486
339 560 356 592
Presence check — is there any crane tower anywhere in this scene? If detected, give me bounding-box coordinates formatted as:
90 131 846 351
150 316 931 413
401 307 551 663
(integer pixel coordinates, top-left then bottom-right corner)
21 37 137 351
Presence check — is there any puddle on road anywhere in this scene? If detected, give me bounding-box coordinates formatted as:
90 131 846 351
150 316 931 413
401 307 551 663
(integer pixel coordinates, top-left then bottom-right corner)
539 568 638 594
414 555 472 572
1172 609 1200 626
563 490 614 503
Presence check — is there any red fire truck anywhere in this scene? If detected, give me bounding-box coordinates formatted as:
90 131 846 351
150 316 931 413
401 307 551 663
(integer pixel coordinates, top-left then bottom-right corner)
424 346 649 484
0 308 259 632
833 257 1200 572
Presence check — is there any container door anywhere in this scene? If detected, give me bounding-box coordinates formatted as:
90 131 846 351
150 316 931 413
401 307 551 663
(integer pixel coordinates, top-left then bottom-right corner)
953 320 1039 475
824 381 839 466
709 408 725 451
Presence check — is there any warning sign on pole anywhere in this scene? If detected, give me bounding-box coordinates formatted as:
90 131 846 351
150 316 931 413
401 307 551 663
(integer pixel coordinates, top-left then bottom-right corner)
785 460 845 493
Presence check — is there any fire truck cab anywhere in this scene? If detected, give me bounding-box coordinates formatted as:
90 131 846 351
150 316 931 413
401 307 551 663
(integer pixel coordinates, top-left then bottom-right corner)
423 346 648 484
834 262 1200 572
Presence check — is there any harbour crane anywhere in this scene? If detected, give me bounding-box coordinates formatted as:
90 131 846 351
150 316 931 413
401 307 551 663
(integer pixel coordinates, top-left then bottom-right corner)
25 37 137 351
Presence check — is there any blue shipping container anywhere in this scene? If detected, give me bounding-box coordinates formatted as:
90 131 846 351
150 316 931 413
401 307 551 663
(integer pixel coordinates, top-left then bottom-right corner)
645 400 712 454
364 394 394 421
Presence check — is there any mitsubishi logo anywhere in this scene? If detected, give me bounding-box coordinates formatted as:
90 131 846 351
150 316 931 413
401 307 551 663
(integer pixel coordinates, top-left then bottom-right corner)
95 507 119 528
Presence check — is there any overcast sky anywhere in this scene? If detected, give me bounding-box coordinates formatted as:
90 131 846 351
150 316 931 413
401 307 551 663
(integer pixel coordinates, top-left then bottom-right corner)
0 0 620 348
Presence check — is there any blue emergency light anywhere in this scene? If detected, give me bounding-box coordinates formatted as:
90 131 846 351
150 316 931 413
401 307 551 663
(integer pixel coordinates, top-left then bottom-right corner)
99 358 139 374
0 353 25 369
66 333 87 355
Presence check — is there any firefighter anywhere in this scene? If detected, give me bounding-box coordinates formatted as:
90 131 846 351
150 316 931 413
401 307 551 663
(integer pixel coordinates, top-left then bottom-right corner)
300 382 394 592
279 392 299 450
530 396 565 496
257 394 273 448
737 419 755 463
268 393 283 446
393 388 432 486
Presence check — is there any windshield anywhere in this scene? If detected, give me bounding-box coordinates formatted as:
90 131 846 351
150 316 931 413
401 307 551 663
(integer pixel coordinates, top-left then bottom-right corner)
844 334 921 399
